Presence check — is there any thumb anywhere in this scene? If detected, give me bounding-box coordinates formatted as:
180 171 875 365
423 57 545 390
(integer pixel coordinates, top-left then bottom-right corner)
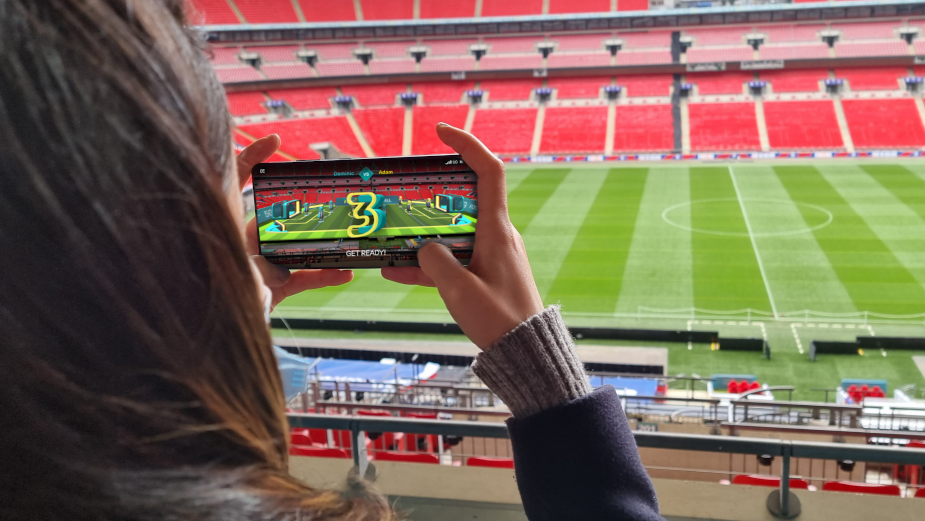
418 242 474 293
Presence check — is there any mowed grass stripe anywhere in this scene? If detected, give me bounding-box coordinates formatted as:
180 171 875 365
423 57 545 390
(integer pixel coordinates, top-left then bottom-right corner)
861 164 925 221
732 166 856 315
776 165 925 315
545 168 648 313
507 168 572 232
615 167 694 313
521 168 609 299
394 168 571 311
689 167 772 312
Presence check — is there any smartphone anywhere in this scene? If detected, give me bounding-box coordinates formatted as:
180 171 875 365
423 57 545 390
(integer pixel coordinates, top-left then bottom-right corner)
252 154 477 269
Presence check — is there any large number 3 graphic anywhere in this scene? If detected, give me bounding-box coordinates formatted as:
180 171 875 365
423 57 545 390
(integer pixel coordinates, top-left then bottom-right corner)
346 192 386 238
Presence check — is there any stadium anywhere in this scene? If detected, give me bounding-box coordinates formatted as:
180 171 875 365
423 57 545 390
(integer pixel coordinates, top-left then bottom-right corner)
198 0 925 519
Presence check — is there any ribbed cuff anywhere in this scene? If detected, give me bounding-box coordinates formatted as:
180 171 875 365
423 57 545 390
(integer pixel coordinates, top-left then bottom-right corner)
471 306 593 418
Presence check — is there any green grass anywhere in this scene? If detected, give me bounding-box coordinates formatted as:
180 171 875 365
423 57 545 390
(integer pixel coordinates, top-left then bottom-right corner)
275 162 925 396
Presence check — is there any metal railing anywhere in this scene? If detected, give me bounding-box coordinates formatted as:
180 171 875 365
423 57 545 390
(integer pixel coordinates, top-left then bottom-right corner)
287 413 925 518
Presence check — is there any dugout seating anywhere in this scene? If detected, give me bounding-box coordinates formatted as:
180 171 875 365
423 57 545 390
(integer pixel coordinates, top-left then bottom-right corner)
470 108 537 154
842 98 925 149
353 107 405 157
467 456 516 469
688 103 761 151
612 104 674 152
763 100 844 150
732 475 810 489
412 105 469 155
540 106 608 154
821 481 902 496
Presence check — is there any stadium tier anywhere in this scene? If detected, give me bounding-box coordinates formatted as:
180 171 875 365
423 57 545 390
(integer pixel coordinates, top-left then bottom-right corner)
763 100 844 150
239 116 365 158
688 103 761 152
540 106 609 154
412 105 469 155
613 104 674 152
469 108 537 155
352 107 405 157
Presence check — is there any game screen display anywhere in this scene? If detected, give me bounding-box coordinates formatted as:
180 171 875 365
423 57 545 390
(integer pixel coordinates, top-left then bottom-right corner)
253 154 477 269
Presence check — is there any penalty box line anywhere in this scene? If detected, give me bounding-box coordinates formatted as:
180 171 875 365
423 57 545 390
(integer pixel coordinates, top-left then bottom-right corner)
728 166 779 320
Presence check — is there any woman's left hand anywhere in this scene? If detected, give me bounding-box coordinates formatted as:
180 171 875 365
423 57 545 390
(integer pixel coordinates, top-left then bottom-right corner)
236 134 353 310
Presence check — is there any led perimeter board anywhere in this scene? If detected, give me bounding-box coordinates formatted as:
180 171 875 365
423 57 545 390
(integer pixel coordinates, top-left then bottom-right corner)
253 154 477 269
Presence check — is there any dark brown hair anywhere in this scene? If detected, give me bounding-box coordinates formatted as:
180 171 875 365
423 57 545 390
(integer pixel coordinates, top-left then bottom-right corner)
0 1 391 519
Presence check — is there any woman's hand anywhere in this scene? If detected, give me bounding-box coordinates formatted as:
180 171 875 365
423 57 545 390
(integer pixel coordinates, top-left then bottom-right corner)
381 124 544 350
236 135 353 310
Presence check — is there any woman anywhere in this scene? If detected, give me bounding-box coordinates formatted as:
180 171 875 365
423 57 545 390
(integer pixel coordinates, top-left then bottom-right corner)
0 1 662 520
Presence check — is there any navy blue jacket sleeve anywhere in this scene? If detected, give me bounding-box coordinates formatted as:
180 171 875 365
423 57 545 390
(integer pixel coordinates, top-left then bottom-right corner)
506 386 664 521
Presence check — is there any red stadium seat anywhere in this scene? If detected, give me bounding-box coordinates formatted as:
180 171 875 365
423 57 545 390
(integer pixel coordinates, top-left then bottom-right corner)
289 446 351 459
737 381 751 394
732 475 810 490
727 381 739 394
290 432 315 446
749 381 761 392
468 456 515 469
822 481 902 496
916 488 925 498
907 441 925 449
373 451 440 464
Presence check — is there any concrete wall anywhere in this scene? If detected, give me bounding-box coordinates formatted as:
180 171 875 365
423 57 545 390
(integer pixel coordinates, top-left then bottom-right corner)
289 455 922 521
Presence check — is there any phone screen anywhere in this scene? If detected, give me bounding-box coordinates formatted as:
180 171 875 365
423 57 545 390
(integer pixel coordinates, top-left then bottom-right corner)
252 154 477 269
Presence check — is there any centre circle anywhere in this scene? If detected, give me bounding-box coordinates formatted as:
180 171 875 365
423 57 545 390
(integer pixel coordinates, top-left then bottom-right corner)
661 198 833 237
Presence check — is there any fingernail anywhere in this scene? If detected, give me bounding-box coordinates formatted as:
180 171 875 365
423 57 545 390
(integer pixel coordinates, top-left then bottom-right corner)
437 122 449 127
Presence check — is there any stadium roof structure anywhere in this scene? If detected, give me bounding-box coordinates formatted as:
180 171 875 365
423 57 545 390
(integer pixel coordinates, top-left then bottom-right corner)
202 0 925 43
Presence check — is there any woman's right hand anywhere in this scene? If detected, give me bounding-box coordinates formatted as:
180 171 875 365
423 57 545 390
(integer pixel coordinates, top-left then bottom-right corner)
381 124 544 350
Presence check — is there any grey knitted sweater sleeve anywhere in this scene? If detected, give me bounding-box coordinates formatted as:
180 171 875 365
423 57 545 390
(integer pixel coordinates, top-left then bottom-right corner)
471 306 593 417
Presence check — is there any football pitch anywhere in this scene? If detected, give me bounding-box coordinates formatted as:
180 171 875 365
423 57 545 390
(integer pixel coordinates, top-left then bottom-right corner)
276 162 925 398
260 202 476 241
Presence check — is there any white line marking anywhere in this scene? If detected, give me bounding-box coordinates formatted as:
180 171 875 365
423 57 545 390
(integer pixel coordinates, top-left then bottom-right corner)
728 166 779 319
